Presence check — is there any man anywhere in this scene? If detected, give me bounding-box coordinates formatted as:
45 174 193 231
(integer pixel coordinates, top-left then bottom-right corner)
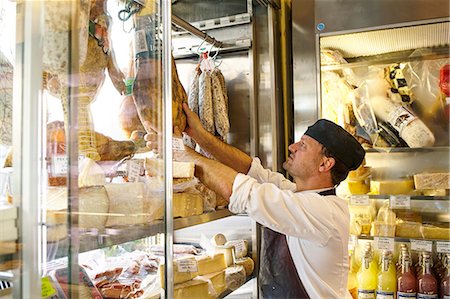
156 103 365 298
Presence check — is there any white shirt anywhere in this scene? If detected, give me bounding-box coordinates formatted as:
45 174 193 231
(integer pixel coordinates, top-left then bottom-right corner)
229 158 350 299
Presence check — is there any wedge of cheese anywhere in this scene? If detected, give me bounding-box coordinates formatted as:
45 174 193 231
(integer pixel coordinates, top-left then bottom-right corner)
173 191 203 218
414 172 450 190
370 179 414 195
46 186 109 230
199 270 226 296
235 257 254 276
174 279 211 299
160 253 227 288
145 158 195 178
104 182 145 227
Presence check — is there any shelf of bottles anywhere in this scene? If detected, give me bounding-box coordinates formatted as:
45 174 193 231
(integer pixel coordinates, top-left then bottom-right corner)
349 236 450 298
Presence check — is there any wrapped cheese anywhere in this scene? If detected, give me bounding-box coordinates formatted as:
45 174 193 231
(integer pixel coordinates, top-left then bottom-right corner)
235 257 254 276
104 182 145 227
414 172 450 190
225 265 246 291
145 158 195 178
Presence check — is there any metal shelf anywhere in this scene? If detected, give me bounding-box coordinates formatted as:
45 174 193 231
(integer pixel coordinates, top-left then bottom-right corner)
365 146 450 154
368 195 449 201
49 209 233 259
356 235 450 244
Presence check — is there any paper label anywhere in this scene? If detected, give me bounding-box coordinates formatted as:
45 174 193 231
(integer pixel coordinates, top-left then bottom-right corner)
388 106 416 135
41 276 57 298
177 259 198 272
127 160 142 182
51 155 68 176
398 292 417 298
358 289 375 299
134 29 148 54
172 138 185 151
229 240 246 256
376 291 394 299
417 294 438 299
436 241 450 253
374 237 394 252
411 240 432 252
390 195 411 209
350 195 370 206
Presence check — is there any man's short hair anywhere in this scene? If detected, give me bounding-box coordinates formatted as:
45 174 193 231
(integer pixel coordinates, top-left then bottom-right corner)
321 146 349 185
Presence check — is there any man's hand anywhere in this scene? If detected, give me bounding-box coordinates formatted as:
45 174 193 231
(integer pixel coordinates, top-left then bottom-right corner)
144 130 159 151
182 103 206 141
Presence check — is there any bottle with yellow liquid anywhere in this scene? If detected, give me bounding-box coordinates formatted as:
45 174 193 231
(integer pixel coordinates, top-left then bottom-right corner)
357 244 378 299
376 250 396 299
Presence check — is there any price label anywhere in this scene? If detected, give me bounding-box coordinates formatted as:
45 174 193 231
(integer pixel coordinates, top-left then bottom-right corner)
390 195 411 209
411 240 432 252
436 241 450 253
41 276 57 298
51 155 68 176
350 195 370 206
374 237 395 252
127 160 142 182
229 240 246 257
172 138 185 151
177 259 198 272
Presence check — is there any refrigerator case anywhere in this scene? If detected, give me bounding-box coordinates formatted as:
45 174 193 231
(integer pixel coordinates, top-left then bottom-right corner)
293 0 449 297
1 0 286 297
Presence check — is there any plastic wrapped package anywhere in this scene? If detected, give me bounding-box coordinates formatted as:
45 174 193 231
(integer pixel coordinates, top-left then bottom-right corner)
225 265 246 291
195 182 217 212
371 200 396 237
349 200 376 236
104 182 146 227
420 224 450 240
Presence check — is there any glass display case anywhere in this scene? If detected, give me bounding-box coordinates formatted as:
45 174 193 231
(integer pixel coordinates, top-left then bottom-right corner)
292 1 449 297
0 0 285 297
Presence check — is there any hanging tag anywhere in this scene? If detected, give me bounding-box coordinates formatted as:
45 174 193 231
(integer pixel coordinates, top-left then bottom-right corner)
350 195 369 206
374 237 395 252
51 155 68 176
127 160 141 182
41 276 57 298
177 259 198 272
390 195 411 209
172 137 185 151
411 239 432 252
436 241 450 254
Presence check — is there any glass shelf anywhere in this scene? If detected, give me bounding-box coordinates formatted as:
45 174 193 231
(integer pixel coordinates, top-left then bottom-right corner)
321 46 449 71
48 209 233 259
356 235 450 244
365 146 450 154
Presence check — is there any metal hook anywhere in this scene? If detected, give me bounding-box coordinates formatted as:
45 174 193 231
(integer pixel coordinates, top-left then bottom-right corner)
207 40 216 57
196 35 208 55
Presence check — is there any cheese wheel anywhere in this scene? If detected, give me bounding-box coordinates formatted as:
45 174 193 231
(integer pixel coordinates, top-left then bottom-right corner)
211 233 227 246
235 257 254 277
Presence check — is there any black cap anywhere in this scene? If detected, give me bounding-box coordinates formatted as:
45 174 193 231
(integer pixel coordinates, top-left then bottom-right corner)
304 119 365 171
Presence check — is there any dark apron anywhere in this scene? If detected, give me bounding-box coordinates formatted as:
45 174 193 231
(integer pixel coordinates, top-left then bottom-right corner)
259 188 336 299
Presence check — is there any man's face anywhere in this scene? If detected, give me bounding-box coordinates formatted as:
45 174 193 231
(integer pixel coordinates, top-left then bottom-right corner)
283 135 324 179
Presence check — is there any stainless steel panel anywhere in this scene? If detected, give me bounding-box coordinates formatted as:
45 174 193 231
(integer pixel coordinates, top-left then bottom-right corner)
172 0 248 23
292 0 318 141
175 52 252 155
315 0 450 35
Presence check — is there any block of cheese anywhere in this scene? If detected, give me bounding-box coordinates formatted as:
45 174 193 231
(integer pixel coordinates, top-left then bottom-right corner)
421 224 450 240
214 245 234 267
198 270 226 296
0 226 17 241
47 224 68 242
395 220 422 239
225 265 246 291
414 173 450 190
196 253 227 276
0 204 17 220
225 240 248 259
370 179 414 195
348 180 370 195
173 191 204 218
45 186 109 230
174 279 211 299
235 257 254 276
145 158 195 178
161 254 226 287
104 182 145 227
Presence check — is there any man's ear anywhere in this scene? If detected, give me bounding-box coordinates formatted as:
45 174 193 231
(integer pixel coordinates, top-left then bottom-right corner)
319 156 335 173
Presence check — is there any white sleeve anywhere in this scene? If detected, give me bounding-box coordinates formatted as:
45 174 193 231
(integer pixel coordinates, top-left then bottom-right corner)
229 173 336 245
247 158 296 191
